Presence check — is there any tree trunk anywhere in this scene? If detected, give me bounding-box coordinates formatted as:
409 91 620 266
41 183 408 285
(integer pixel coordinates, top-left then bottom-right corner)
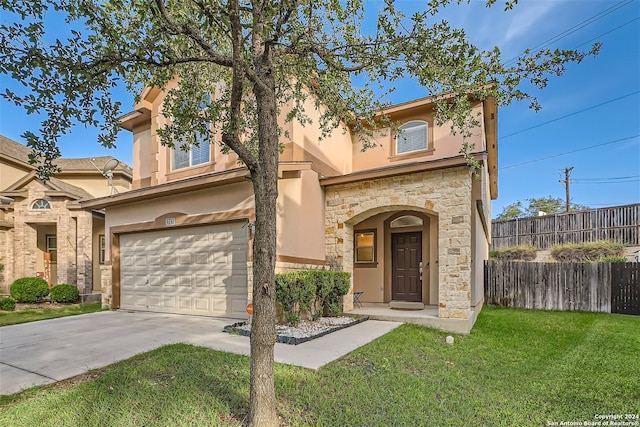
247 68 279 426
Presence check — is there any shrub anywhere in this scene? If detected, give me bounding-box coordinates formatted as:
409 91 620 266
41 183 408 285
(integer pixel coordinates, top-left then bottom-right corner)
10 277 50 303
596 255 628 263
50 284 80 303
275 270 352 324
0 296 16 311
492 245 537 261
551 241 625 263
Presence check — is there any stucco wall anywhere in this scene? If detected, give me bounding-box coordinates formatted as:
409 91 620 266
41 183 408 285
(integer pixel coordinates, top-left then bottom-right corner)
325 166 475 319
276 169 325 262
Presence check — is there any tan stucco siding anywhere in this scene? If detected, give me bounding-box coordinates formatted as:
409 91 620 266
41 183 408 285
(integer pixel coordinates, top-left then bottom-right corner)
351 104 486 172
133 128 152 189
325 166 474 318
0 161 30 191
276 170 325 262
287 97 353 176
104 181 255 263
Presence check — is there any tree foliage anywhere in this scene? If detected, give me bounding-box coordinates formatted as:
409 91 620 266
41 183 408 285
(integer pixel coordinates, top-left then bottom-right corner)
495 196 590 220
0 0 599 425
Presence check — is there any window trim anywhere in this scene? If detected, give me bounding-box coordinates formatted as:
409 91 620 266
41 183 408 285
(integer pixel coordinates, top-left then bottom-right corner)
354 229 377 265
31 199 51 210
395 120 428 155
99 235 106 264
389 118 434 161
171 128 212 171
46 234 57 263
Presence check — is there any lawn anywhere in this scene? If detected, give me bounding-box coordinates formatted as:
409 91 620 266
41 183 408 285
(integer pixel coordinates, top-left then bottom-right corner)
0 307 638 426
0 303 103 327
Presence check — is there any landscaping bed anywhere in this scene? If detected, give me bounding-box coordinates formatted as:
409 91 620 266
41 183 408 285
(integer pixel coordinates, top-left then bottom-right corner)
224 316 368 345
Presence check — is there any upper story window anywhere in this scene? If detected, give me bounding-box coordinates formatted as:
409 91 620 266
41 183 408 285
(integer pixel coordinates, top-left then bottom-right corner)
396 121 428 154
31 199 51 210
172 130 211 170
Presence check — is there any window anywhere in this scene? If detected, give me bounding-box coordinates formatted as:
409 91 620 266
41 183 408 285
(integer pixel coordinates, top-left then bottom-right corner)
172 129 211 170
31 199 51 209
355 230 376 263
46 235 57 263
390 215 423 228
396 121 428 154
99 235 106 264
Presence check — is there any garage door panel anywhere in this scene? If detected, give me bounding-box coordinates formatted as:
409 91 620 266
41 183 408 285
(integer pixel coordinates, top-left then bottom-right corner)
120 222 248 318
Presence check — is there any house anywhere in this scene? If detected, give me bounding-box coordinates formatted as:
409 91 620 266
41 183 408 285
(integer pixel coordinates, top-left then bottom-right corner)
0 135 132 294
82 82 497 333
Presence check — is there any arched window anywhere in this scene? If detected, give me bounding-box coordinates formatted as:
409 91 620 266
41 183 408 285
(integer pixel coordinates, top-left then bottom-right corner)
396 121 428 154
31 199 51 210
390 215 423 228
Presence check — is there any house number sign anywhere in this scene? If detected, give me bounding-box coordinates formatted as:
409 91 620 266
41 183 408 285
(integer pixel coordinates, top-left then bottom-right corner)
165 217 176 226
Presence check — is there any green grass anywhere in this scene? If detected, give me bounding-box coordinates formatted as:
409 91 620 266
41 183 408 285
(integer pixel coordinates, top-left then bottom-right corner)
0 307 638 426
0 303 103 327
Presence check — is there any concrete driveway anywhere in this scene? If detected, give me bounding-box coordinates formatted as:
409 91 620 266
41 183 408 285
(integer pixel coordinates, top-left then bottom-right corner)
0 310 401 395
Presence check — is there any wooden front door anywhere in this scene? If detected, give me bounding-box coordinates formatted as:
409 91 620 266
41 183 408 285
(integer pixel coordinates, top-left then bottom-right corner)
392 232 422 302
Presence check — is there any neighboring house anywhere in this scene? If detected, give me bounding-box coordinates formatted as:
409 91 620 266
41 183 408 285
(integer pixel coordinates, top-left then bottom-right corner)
0 135 132 293
83 82 497 333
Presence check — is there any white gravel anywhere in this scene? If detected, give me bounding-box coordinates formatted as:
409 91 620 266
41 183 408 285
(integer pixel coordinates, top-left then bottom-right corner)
233 316 360 339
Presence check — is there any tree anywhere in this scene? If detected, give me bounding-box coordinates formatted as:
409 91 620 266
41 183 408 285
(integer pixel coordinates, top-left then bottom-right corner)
495 196 590 220
0 1 598 424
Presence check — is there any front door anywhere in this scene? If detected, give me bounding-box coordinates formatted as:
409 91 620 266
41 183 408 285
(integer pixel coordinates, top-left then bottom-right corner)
392 232 422 302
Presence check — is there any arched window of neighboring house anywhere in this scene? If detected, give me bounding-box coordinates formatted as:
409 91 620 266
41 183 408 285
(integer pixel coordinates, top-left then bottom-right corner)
390 215 423 228
31 199 51 210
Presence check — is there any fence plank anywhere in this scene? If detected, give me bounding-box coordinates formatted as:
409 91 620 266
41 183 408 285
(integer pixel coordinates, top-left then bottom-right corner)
611 263 640 315
491 204 640 250
484 261 621 313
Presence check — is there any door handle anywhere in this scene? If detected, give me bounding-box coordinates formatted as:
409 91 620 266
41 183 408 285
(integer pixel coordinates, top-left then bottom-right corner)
419 261 423 281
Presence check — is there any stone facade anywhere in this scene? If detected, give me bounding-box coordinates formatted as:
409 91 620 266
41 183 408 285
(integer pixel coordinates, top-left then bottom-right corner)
324 166 474 320
1 181 95 293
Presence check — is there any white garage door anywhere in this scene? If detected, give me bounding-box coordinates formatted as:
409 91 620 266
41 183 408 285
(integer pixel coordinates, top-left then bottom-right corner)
120 222 248 318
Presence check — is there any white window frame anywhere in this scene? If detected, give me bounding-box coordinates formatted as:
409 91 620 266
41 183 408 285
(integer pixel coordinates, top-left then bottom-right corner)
354 230 376 263
99 235 106 264
31 199 51 210
172 129 211 170
46 235 57 263
395 121 428 155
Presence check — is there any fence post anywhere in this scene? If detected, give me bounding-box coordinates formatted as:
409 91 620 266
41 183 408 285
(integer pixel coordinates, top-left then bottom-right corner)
515 218 519 246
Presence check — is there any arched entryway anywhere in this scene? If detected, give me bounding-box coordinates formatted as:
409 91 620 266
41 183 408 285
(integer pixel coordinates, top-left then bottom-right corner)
349 208 438 307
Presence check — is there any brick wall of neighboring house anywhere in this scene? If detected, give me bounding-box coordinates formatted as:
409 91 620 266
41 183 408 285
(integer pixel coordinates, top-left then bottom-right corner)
8 182 95 293
324 166 474 319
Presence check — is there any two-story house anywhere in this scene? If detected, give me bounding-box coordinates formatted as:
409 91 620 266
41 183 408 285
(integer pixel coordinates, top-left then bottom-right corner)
83 82 497 333
0 135 132 294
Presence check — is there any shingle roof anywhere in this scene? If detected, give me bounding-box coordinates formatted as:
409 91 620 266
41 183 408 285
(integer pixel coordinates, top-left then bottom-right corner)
46 177 95 200
0 135 132 175
0 135 33 166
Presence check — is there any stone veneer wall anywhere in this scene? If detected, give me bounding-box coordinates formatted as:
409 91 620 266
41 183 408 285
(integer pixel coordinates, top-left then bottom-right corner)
324 166 473 319
100 264 112 309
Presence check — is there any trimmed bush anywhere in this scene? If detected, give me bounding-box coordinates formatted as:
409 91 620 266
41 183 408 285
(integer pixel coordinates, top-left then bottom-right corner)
275 270 352 324
10 277 50 303
50 284 80 303
0 296 16 311
491 245 537 261
551 241 625 263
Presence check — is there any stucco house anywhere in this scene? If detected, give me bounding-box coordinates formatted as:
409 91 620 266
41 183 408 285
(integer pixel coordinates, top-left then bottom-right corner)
0 135 132 294
83 83 497 333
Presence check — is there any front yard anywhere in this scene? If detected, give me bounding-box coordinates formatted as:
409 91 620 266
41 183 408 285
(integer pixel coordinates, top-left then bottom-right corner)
1 307 638 426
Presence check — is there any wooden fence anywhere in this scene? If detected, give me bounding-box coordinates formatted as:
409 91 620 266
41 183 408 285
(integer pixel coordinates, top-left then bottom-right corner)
484 261 640 315
491 203 640 250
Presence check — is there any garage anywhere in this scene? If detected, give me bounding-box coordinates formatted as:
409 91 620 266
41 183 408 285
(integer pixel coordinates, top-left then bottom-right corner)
119 222 249 318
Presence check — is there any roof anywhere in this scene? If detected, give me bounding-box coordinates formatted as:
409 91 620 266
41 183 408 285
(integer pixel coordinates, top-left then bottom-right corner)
0 135 132 176
0 135 33 166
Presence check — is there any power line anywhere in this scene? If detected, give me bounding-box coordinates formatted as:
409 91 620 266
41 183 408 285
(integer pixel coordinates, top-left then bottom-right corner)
575 16 640 49
499 135 640 170
501 91 640 139
574 179 640 184
504 0 634 65
573 175 640 182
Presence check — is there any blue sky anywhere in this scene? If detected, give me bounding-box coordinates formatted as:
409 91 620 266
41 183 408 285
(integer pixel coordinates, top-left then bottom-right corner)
1 0 639 217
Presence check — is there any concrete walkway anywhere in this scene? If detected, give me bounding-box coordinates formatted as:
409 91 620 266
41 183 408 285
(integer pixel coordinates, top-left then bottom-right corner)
0 310 401 395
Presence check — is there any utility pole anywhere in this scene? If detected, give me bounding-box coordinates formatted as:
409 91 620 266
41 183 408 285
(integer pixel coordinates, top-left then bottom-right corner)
559 167 574 212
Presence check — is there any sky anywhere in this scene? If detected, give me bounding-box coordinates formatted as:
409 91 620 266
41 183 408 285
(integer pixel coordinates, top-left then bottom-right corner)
0 0 639 218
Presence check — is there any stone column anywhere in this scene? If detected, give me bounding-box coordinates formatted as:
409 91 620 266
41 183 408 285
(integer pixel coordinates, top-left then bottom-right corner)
100 264 112 309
